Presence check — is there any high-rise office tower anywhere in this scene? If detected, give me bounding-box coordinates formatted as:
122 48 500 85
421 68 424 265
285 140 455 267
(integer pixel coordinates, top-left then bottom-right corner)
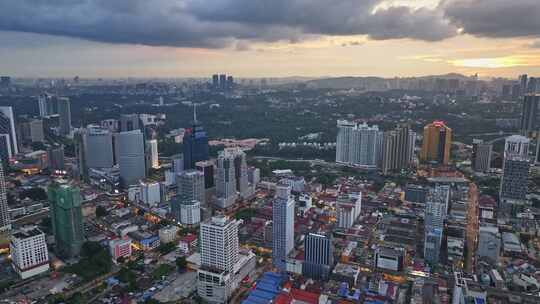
19 119 44 143
528 77 538 93
119 114 141 132
146 139 159 169
472 139 492 173
335 120 382 169
381 124 416 175
216 149 238 208
0 163 10 232
196 160 215 189
48 144 65 171
57 97 71 136
302 233 334 280
500 135 530 205
0 134 11 166
519 94 540 136
84 125 115 169
420 120 452 165
0 106 18 158
520 74 528 96
502 84 512 99
212 74 219 89
272 185 295 271
512 83 522 101
37 94 57 118
117 130 146 186
183 106 209 170
10 226 50 279
226 148 250 198
424 189 447 264
48 182 84 259
219 74 227 90
226 76 234 91
171 154 184 174
177 170 205 204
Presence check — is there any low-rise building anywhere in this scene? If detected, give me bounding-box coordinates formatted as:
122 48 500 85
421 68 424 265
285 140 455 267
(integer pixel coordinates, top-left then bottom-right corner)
159 226 179 244
10 226 50 279
109 238 132 262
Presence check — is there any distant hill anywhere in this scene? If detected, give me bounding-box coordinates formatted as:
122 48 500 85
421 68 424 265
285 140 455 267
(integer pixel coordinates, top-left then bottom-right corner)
302 73 471 89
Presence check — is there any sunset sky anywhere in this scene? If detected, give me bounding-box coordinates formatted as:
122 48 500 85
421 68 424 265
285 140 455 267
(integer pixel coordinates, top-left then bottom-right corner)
1 0 540 78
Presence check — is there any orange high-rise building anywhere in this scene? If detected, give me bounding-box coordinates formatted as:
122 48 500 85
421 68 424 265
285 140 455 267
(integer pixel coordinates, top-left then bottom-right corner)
420 121 452 165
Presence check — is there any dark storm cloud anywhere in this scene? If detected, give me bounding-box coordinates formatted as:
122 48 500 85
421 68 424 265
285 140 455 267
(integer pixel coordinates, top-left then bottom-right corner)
0 0 460 48
444 0 540 38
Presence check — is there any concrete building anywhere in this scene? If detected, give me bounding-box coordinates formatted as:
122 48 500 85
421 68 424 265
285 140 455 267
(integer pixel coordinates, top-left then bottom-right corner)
48 145 65 171
216 149 238 208
48 182 84 259
303 233 334 280
0 106 18 157
84 125 115 169
140 181 161 207
57 97 71 136
0 163 10 232
520 94 540 136
420 120 452 165
375 247 405 272
159 226 179 244
272 185 295 271
336 194 362 229
424 188 447 264
472 139 492 173
117 130 146 186
336 120 382 169
146 139 159 169
196 160 215 189
477 226 500 264
109 238 132 263
177 170 205 204
179 200 201 226
500 135 530 206
10 226 49 279
381 124 416 175
197 215 255 303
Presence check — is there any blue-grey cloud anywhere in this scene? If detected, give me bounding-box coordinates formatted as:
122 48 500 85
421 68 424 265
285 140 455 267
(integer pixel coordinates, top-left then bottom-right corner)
0 0 458 48
444 0 540 38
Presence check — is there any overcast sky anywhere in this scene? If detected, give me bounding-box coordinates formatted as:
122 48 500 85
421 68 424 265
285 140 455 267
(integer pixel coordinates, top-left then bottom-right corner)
1 0 540 78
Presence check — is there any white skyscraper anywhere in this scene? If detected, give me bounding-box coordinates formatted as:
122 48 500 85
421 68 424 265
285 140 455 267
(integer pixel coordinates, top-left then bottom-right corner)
0 162 10 232
117 130 146 186
200 215 240 272
216 149 238 208
336 120 382 169
10 226 49 279
272 185 295 271
0 106 18 157
198 215 254 303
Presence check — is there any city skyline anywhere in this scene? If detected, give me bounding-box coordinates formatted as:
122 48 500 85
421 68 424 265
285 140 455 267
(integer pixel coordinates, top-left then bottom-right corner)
1 1 540 78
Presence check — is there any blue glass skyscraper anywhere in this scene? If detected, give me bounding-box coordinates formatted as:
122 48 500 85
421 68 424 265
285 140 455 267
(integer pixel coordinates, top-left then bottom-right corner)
183 105 209 170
